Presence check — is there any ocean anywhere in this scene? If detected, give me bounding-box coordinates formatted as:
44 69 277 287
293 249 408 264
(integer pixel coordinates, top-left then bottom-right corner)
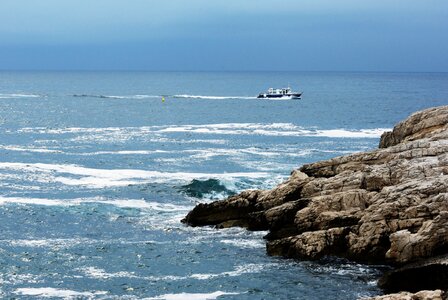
0 71 447 299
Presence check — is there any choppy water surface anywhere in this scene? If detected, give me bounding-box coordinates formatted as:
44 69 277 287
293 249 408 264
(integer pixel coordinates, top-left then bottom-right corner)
0 71 447 299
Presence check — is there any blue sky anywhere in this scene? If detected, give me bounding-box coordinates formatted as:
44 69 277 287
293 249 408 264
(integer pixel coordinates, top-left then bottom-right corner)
0 0 447 71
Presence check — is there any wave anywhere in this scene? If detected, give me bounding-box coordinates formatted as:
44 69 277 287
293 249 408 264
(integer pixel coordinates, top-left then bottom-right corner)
14 288 107 298
16 123 390 138
189 263 268 280
78 149 170 156
0 144 362 162
4 238 91 248
81 266 139 280
0 145 63 153
148 291 240 300
0 93 42 99
0 162 269 188
220 238 265 249
173 94 256 100
1 237 168 249
314 128 389 138
0 196 192 211
180 179 236 199
157 123 389 138
77 261 275 283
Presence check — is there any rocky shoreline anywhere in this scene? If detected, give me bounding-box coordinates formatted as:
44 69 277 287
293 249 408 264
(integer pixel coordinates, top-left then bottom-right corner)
182 106 448 299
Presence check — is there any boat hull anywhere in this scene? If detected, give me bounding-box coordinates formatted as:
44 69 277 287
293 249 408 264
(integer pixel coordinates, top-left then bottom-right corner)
257 93 302 99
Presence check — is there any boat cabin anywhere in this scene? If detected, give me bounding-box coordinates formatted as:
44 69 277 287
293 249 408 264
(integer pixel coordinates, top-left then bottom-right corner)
268 87 292 95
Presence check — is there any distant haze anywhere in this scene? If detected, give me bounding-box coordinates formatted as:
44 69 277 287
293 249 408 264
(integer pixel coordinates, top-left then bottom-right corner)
0 0 447 72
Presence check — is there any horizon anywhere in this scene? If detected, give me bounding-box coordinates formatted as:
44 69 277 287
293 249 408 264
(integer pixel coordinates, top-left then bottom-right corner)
1 69 448 74
1 0 447 72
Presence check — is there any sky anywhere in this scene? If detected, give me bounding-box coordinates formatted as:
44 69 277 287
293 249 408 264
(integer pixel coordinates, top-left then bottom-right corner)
0 0 447 72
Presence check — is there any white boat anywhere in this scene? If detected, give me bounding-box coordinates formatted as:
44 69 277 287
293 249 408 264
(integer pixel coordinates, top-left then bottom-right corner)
257 87 302 99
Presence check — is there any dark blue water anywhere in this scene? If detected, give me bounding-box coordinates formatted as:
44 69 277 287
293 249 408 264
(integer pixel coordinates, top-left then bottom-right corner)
0 71 447 299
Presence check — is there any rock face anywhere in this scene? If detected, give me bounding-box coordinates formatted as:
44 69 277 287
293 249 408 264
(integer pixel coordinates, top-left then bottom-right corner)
182 106 448 293
378 255 448 294
362 290 445 300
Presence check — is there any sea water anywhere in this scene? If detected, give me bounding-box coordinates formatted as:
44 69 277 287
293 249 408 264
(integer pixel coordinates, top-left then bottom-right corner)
0 71 447 299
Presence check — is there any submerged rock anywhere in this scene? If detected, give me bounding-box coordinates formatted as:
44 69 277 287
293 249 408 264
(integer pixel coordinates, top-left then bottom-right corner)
182 105 448 294
180 178 236 199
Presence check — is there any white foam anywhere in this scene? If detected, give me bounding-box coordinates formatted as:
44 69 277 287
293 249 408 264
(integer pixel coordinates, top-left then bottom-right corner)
83 258 273 283
0 93 42 99
173 94 255 100
79 150 170 156
190 263 266 281
17 127 229 146
78 263 269 284
315 128 388 138
46 127 123 134
96 199 191 211
17 126 124 134
184 147 324 159
0 162 269 188
0 197 66 206
5 238 87 248
147 291 240 300
107 94 161 99
14 287 107 298
158 124 388 138
82 266 137 279
16 124 389 139
220 238 265 249
0 196 191 211
2 237 168 249
72 94 161 99
0 145 62 153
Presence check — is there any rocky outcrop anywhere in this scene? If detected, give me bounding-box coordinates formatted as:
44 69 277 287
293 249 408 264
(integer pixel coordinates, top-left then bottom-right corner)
362 290 445 300
379 106 448 148
182 105 448 294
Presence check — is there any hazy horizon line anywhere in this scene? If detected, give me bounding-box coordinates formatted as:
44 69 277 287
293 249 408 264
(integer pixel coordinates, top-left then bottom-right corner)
1 69 447 74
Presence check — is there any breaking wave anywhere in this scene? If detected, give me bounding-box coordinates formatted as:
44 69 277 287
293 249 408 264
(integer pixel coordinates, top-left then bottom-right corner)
0 162 269 189
16 123 389 139
0 196 192 211
180 178 236 199
156 123 389 138
139 291 240 300
14 288 107 298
